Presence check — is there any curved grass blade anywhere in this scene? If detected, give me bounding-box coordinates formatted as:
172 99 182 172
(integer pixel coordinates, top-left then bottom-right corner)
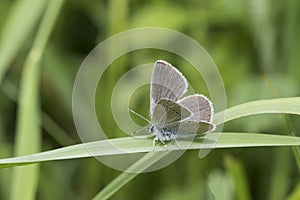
0 132 299 168
0 97 299 199
214 97 300 125
0 0 47 84
214 97 300 170
92 151 169 200
10 1 64 200
224 155 251 200
95 97 300 199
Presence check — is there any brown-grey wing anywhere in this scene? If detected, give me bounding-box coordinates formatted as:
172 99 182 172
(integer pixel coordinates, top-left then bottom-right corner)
150 60 188 115
164 120 215 136
152 99 191 127
178 94 213 122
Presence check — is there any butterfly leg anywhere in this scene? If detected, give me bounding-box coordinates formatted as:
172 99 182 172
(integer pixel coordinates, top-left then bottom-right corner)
153 137 168 150
152 137 158 151
159 138 168 150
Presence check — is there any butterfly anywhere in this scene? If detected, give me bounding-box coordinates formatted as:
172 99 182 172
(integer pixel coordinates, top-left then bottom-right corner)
131 60 215 148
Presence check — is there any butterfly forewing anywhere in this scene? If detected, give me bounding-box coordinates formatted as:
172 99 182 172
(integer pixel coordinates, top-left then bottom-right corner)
178 94 213 122
150 60 188 115
164 120 215 136
152 99 191 127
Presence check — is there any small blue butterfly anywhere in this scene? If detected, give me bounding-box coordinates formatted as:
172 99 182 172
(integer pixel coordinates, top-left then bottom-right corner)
131 60 215 148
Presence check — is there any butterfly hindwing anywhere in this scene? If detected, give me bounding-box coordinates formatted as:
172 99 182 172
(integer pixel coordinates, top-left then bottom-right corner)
152 99 191 127
150 60 188 115
178 94 213 122
164 120 215 136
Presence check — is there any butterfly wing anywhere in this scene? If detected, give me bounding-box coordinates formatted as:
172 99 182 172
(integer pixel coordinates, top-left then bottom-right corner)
150 60 188 115
178 94 213 123
152 99 191 127
164 120 215 136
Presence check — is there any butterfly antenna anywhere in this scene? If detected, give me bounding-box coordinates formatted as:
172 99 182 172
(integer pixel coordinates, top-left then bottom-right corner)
129 109 151 124
132 126 147 135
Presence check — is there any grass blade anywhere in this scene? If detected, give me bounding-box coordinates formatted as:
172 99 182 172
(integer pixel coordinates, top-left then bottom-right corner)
214 97 300 170
0 132 299 168
92 132 300 200
10 0 64 200
0 97 298 198
92 151 169 200
0 0 47 84
1 79 74 146
224 155 252 200
214 97 300 125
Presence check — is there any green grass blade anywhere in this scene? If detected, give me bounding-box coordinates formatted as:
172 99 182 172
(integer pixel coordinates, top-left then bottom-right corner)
214 97 300 125
0 0 47 84
93 131 300 200
1 79 74 146
214 97 300 170
0 97 299 199
225 155 252 200
208 170 234 200
92 151 169 200
10 0 64 200
0 132 299 168
269 149 291 200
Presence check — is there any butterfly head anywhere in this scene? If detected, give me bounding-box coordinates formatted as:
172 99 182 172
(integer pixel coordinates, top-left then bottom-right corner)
146 124 155 133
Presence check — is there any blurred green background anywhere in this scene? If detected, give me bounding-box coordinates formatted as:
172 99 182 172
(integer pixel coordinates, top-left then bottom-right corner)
0 0 300 199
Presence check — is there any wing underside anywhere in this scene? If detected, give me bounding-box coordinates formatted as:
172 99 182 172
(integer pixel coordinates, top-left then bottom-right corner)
164 120 215 136
178 94 213 122
152 99 191 127
150 60 188 115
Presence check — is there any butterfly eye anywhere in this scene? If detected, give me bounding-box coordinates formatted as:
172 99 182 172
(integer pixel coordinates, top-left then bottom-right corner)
147 125 154 133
